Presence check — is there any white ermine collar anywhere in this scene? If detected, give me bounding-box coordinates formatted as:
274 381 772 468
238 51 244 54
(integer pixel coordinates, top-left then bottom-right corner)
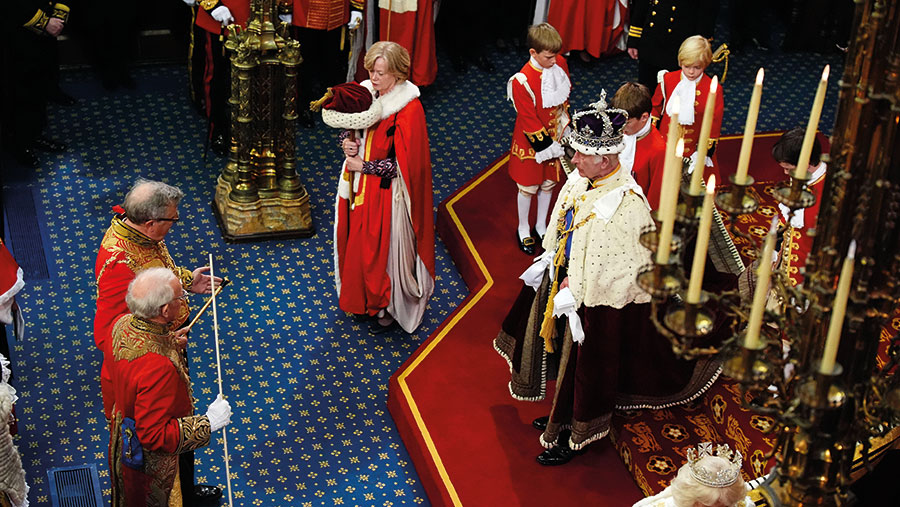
530 56 570 108
360 79 421 119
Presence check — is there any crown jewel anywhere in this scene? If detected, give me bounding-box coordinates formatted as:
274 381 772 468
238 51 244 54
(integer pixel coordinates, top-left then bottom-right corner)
686 442 743 488
563 89 629 156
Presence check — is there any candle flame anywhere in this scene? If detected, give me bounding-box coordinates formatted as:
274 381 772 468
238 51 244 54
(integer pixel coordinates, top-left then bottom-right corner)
676 138 685 157
710 75 718 94
671 95 680 115
706 174 716 194
756 68 765 85
822 64 831 82
848 239 857 259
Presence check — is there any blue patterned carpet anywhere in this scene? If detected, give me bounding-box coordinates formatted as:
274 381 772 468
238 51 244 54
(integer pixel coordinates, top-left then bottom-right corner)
2 31 842 506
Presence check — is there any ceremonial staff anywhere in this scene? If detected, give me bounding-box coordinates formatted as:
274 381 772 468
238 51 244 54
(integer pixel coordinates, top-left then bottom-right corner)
210 253 234 506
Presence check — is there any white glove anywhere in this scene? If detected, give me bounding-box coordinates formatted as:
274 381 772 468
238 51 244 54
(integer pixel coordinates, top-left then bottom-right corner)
279 13 292 24
534 141 565 164
348 10 362 29
210 5 234 27
205 394 232 432
183 0 197 5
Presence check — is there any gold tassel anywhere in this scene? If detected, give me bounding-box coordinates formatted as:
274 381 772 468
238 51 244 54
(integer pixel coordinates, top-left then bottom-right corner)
712 43 730 83
539 278 559 354
309 88 334 112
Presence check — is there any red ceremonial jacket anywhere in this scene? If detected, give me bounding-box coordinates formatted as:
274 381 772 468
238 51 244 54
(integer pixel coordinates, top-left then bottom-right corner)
629 125 667 211
508 58 570 187
108 315 210 506
292 0 363 30
378 0 436 86
94 215 192 419
196 0 250 34
779 165 826 286
652 71 723 182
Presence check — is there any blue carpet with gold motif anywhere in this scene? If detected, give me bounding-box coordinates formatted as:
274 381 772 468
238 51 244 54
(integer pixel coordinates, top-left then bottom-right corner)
2 28 843 507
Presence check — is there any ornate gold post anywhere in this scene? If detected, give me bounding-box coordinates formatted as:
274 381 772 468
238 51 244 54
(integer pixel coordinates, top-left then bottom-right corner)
213 0 314 241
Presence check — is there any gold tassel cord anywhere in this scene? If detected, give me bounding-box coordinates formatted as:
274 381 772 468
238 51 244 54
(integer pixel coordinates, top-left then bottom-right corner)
309 88 334 112
712 43 730 83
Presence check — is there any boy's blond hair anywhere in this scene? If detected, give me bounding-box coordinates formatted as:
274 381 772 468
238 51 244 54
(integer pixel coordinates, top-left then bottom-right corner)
527 23 563 54
678 35 713 68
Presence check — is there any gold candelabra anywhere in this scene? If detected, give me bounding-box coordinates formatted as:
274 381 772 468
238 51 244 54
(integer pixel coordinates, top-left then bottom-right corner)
213 0 315 241
636 1 900 504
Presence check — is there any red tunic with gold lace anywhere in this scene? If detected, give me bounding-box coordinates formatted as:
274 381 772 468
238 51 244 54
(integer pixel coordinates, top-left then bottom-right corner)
779 168 826 286
195 0 250 34
94 214 192 420
652 71 724 183
508 58 570 187
292 0 363 30
108 315 210 507
630 125 667 211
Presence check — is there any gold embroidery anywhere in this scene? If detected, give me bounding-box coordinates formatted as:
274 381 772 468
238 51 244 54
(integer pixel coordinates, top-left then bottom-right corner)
199 0 220 11
113 316 194 403
625 422 662 453
176 415 211 453
524 128 549 144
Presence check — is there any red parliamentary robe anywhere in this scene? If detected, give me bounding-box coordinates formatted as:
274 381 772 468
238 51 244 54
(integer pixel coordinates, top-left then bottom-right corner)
548 0 628 58
652 71 724 183
333 80 435 332
108 315 210 507
379 0 437 86
627 125 667 211
94 214 192 420
779 163 826 286
508 58 570 187
196 0 250 34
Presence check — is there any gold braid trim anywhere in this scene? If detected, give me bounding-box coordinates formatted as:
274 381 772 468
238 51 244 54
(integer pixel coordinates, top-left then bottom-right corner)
175 415 211 453
23 9 51 34
113 316 194 402
524 128 551 144
52 3 70 22
350 0 365 9
199 0 221 11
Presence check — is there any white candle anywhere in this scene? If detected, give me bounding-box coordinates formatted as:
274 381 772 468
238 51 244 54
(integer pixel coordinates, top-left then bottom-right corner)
690 76 718 194
686 175 716 304
796 65 830 180
735 68 765 185
820 240 856 374
744 216 777 348
658 96 681 224
656 139 685 264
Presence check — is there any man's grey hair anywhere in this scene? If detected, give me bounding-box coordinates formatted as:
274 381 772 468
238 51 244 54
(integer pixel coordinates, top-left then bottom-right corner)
123 178 184 223
126 267 178 319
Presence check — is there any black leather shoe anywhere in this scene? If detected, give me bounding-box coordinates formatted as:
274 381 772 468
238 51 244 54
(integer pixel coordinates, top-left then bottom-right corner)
532 415 549 431
49 89 77 106
34 136 67 152
368 320 398 335
536 445 584 466
352 313 375 322
517 231 536 255
474 55 495 73
531 228 545 244
14 149 39 169
190 484 222 504
210 133 229 158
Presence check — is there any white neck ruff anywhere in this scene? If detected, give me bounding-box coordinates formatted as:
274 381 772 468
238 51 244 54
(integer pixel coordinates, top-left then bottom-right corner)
621 118 652 175
530 56 570 108
360 79 421 120
667 72 700 125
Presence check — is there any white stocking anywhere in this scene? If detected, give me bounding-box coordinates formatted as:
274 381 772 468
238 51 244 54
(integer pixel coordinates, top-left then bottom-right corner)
517 192 532 239
535 190 553 237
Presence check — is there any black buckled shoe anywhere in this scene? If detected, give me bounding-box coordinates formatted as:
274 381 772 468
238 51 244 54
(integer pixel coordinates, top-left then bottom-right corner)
536 444 584 466
532 415 549 431
190 484 223 504
34 136 67 153
368 319 398 335
517 231 536 255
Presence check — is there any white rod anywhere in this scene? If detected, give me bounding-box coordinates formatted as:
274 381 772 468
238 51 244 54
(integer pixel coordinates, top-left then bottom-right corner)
208 253 233 507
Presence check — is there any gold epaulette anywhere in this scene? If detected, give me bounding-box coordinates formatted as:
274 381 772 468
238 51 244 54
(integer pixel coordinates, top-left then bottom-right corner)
23 8 51 35
199 0 221 11
52 3 70 23
350 0 365 10
628 26 642 39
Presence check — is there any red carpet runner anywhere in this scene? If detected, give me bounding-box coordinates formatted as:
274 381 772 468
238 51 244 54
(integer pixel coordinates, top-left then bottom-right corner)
387 133 811 506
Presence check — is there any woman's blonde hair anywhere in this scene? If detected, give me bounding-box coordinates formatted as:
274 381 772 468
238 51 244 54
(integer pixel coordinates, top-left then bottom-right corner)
678 35 713 68
364 41 410 82
527 23 563 54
